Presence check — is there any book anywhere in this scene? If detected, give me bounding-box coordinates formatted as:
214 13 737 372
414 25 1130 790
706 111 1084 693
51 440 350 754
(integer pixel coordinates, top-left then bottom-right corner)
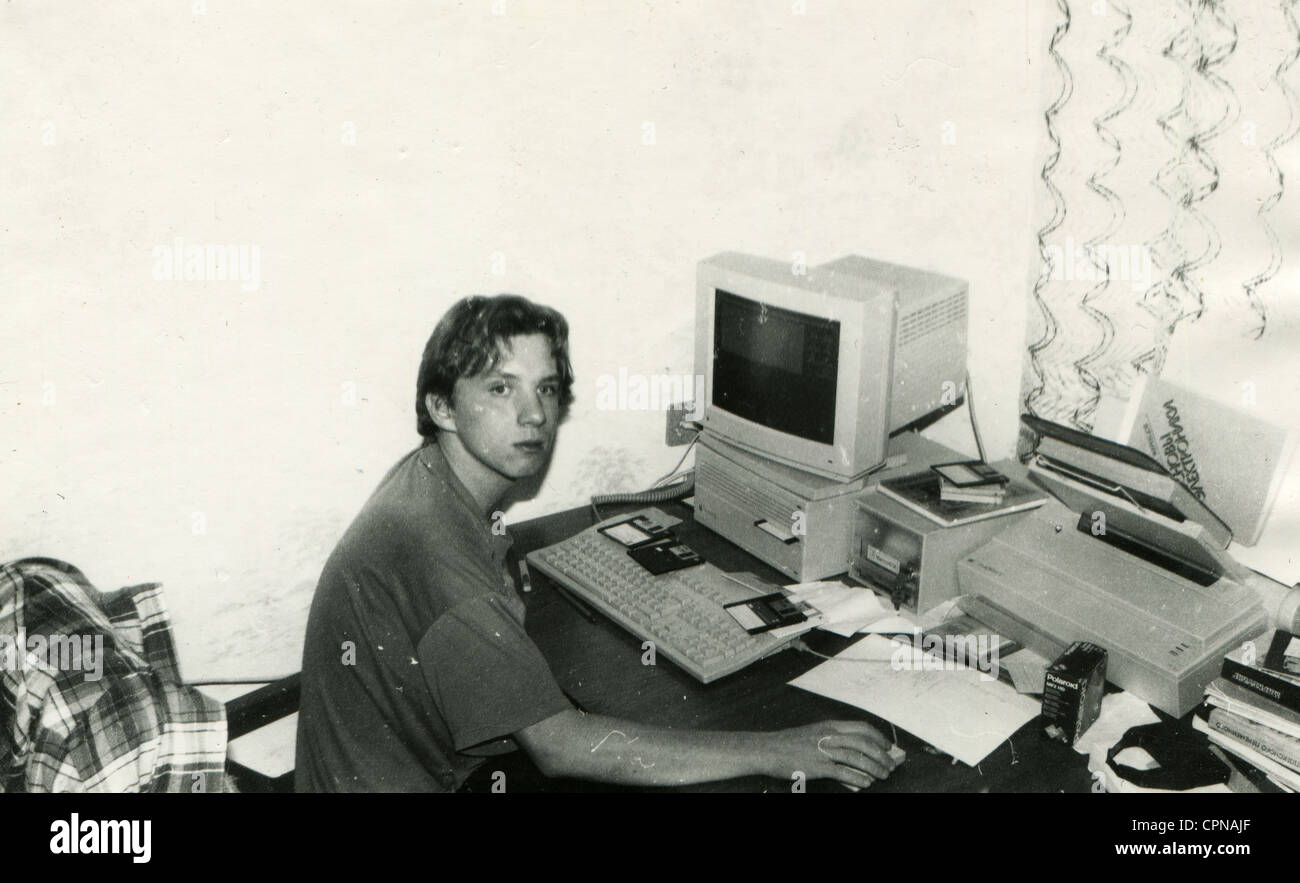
1205 707 1300 773
1193 716 1300 792
1204 677 1300 740
878 470 1048 527
1221 640 1300 714
1094 374 1297 546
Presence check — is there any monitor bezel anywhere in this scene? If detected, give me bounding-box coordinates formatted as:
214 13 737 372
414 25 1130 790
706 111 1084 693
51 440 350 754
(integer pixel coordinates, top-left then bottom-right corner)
695 256 896 480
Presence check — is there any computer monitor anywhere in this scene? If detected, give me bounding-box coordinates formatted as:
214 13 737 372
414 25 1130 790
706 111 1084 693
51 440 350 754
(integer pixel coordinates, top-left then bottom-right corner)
694 252 969 481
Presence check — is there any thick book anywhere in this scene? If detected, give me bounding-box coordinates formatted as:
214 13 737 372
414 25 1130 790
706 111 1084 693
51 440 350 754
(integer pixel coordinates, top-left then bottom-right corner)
1193 716 1300 792
1094 374 1297 546
878 470 1048 527
1206 707 1300 773
1220 642 1300 714
1204 677 1300 740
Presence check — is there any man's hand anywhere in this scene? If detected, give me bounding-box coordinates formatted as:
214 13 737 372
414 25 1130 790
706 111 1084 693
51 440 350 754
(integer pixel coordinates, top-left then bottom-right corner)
517 709 903 789
763 720 903 790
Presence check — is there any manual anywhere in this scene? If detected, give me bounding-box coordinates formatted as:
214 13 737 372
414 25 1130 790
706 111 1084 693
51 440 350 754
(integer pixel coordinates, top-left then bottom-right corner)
1094 374 1296 546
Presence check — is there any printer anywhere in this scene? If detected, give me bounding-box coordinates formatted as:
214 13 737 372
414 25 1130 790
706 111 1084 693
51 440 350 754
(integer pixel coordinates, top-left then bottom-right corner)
957 415 1266 717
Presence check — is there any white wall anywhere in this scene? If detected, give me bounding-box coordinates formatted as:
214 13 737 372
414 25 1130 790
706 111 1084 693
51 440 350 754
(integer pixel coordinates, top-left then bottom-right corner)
1 1 1045 680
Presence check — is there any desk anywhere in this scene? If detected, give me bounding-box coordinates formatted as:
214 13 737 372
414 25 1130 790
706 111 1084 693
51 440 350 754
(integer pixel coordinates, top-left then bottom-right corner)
463 500 1098 793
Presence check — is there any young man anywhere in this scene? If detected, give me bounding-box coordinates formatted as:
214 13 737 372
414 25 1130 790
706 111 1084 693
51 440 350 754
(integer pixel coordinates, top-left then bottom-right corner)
296 294 901 792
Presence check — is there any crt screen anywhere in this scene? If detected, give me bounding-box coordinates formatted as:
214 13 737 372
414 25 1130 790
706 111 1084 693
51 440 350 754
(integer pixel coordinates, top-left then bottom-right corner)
712 289 839 445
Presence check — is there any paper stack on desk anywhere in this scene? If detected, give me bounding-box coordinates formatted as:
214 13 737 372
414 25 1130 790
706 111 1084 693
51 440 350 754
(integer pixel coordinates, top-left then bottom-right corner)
789 634 1041 766
783 580 943 638
783 581 902 636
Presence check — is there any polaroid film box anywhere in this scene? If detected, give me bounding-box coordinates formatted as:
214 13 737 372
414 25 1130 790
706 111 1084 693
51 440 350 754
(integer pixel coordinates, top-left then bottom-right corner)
1042 642 1107 745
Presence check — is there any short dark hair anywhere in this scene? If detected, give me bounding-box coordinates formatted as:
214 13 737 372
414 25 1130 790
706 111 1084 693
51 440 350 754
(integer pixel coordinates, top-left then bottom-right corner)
415 294 575 439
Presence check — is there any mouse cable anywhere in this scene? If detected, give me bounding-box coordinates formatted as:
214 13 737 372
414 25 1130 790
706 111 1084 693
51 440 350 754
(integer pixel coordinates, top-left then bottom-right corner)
790 637 908 663
791 637 892 663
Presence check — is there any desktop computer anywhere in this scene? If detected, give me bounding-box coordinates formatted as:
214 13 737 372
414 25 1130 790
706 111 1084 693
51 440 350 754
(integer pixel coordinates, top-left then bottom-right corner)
692 251 972 580
531 248 1295 726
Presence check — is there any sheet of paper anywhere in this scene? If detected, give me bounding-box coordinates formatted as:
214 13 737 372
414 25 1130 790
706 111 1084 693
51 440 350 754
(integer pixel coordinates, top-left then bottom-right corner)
857 614 922 635
818 616 873 638
1072 691 1159 758
789 635 1041 766
824 635 901 661
1001 647 1050 694
919 597 963 630
785 580 894 635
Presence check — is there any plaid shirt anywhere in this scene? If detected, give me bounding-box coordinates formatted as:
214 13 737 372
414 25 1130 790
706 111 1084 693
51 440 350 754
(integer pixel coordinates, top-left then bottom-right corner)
0 558 226 792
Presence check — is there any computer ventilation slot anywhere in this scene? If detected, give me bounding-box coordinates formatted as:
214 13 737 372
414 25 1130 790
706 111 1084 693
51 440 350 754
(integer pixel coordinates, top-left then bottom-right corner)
697 456 794 529
898 292 967 348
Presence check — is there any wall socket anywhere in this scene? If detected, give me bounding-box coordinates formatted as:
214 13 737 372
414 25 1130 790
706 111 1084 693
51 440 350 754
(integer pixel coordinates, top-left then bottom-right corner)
665 402 698 446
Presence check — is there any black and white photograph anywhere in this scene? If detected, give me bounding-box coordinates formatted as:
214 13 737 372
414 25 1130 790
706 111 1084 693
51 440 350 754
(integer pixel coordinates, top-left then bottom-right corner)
3 0 1298 863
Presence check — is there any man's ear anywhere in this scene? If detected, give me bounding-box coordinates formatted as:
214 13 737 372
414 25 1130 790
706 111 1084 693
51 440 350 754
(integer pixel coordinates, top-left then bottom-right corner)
426 392 457 433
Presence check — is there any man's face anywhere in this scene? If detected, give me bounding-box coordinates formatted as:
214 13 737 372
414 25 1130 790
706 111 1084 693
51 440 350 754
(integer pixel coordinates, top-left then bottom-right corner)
433 333 563 483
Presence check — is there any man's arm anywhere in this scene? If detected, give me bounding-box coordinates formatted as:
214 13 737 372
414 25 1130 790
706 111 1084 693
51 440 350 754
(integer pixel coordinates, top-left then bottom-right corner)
516 709 900 789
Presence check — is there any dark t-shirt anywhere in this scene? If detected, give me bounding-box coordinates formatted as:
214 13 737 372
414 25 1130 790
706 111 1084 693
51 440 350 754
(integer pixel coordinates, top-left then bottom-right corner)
295 443 572 792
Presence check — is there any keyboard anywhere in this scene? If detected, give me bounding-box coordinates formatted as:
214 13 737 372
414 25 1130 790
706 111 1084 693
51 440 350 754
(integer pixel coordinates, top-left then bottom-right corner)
525 509 795 683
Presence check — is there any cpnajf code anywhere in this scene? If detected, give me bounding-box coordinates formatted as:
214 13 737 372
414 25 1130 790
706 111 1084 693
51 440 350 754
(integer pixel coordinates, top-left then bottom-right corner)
1133 819 1251 834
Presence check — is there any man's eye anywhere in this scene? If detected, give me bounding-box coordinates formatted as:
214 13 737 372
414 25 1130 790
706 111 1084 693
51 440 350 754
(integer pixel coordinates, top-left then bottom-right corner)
488 384 510 396
539 383 559 398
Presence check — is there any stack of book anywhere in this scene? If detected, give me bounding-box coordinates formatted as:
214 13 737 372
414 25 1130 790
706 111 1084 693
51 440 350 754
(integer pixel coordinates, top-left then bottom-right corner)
1194 629 1300 792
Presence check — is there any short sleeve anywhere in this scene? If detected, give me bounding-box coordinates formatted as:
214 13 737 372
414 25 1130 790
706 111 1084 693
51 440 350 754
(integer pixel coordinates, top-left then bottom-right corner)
417 593 572 751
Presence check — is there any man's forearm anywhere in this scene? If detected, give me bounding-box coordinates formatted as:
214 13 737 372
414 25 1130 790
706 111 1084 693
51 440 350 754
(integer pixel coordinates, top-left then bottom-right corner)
517 709 780 787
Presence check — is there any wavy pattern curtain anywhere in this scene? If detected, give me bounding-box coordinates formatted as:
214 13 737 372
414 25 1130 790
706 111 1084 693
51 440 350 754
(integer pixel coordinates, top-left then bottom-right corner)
1023 0 1300 430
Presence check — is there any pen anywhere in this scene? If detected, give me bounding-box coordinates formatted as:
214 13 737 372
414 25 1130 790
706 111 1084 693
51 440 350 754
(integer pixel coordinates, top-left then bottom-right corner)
519 558 598 622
